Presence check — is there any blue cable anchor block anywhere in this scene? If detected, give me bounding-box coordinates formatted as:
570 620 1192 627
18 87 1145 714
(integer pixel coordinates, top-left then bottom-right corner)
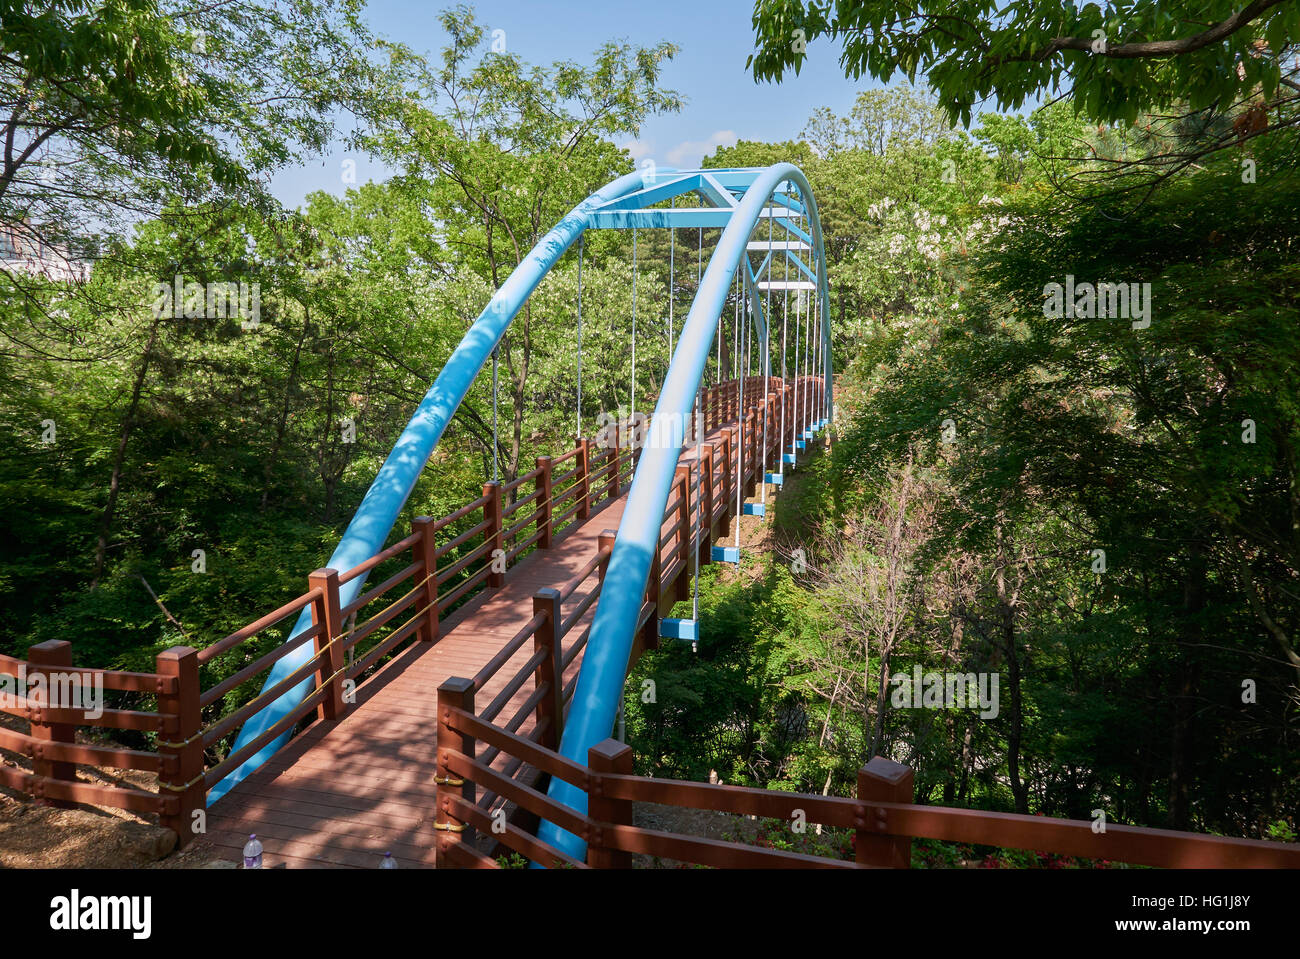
659 618 698 641
782 452 796 464
711 545 740 564
765 472 784 485
802 429 814 440
796 440 806 450
743 502 766 517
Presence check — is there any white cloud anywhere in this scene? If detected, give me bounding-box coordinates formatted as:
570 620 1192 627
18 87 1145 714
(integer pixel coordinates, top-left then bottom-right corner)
622 139 655 162
665 130 738 168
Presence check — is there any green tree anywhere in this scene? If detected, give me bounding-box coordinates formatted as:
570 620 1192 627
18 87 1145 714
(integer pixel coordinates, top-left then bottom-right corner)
749 1 1300 127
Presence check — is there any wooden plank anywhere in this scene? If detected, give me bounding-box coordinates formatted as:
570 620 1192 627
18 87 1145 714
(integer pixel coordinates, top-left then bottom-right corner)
205 422 739 867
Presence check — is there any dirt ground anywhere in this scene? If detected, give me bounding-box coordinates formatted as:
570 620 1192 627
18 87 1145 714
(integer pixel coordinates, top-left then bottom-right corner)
0 712 232 869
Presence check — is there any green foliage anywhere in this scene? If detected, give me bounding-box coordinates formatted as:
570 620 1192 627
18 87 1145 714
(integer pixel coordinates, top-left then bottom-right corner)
2 1 1295 859
749 1 1299 127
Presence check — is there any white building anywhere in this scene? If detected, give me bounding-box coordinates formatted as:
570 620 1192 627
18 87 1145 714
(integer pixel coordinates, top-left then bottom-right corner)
0 222 91 283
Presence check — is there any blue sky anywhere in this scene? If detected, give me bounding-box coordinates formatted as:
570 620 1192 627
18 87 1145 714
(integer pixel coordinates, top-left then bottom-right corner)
268 0 879 208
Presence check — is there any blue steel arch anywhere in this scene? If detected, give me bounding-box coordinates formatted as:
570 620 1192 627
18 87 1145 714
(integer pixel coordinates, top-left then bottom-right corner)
210 166 653 802
539 162 833 860
208 162 833 818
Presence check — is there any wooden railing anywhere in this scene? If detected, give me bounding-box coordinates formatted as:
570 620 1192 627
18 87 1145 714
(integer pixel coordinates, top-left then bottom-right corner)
0 374 815 848
424 374 1299 870
0 647 181 818
430 373 817 829
433 703 1300 870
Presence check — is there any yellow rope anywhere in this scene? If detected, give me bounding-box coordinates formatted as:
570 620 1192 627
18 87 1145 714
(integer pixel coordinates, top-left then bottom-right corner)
156 412 748 788
158 770 206 792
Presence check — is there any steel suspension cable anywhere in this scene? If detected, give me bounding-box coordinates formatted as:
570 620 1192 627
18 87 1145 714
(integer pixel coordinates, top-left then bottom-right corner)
761 195 773 503
733 269 742 545
491 344 499 484
780 216 789 470
630 227 638 424
668 198 675 357
576 233 584 438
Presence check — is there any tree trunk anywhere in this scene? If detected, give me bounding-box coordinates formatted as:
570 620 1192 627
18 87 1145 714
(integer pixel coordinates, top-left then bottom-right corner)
261 309 310 511
1168 546 1206 830
91 319 160 587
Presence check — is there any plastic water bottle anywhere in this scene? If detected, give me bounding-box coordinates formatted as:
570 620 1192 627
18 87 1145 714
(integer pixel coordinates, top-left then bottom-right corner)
379 851 397 869
243 834 263 869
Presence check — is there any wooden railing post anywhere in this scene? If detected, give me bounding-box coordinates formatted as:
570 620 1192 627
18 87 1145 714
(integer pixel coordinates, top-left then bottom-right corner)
156 645 203 845
586 738 634 869
536 456 554 549
856 757 914 868
435 677 476 867
412 516 440 642
768 392 779 459
738 413 748 493
484 481 505 587
737 411 749 494
700 444 714 563
27 640 75 809
786 382 795 447
577 438 592 519
611 415 623 495
720 427 734 529
643 523 662 650
674 464 692 602
307 568 346 720
598 530 617 578
532 587 565 750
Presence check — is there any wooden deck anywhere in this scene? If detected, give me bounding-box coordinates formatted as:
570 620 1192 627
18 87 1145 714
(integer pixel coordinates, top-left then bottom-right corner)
203 489 635 868
192 407 769 869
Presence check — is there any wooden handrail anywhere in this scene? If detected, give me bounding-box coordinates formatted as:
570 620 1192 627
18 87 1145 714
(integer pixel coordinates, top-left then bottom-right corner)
471 613 547 693
3 377 814 850
337 530 422 586
197 587 323 664
434 712 1300 870
343 560 421 617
